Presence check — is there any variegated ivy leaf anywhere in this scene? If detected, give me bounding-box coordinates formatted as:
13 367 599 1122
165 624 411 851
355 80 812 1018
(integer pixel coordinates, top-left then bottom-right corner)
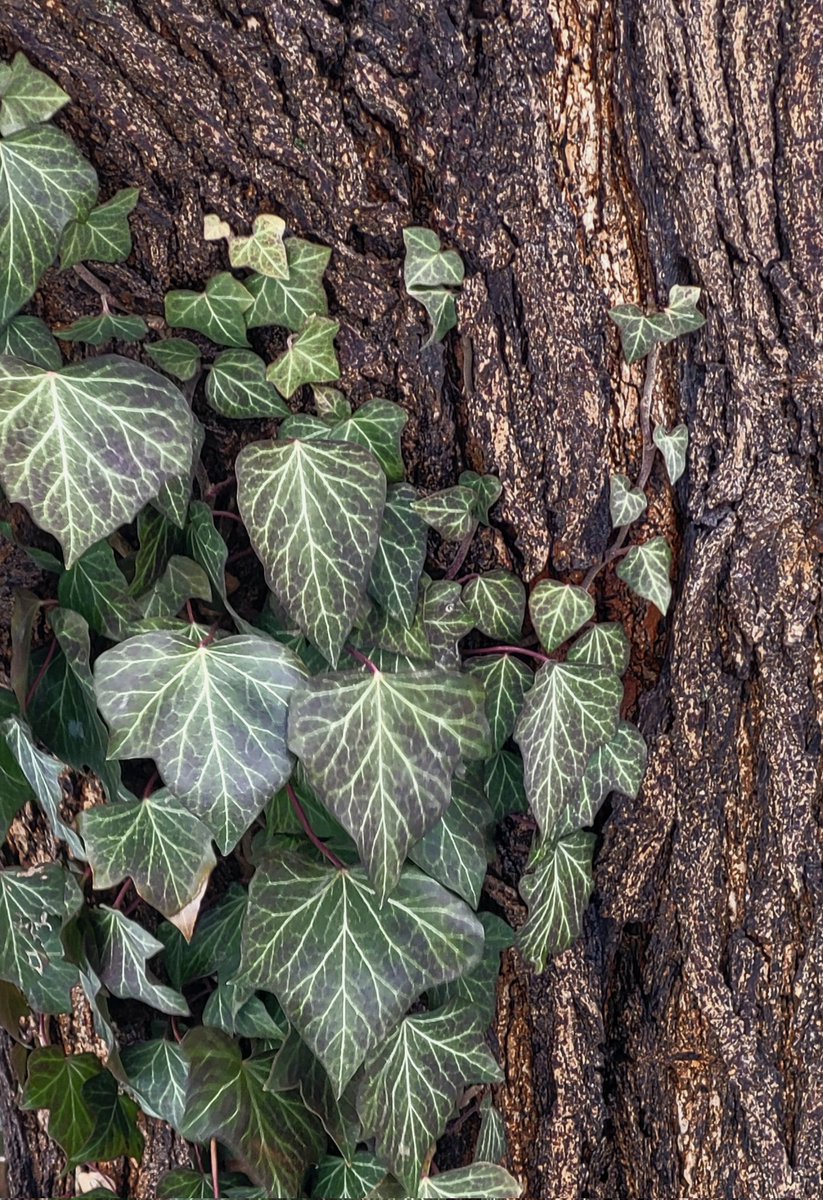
152 417 205 530
518 831 595 971
403 227 464 343
165 271 253 347
483 749 527 819
427 910 513 1030
0 315 61 368
137 554 211 620
129 508 183 596
421 579 475 668
266 1026 360 1159
368 483 428 627
146 338 201 382
2 713 87 854
266 314 340 397
234 851 485 1096
158 882 246 991
559 719 647 837
80 789 216 929
203 979 286 1041
94 629 306 852
514 661 621 840
409 776 492 908
86 906 188 1014
476 1095 506 1164
413 286 459 343
312 1153 387 1199
246 237 331 331
0 124 97 325
157 1169 267 1199
328 398 407 483
528 580 594 653
236 438 386 665
419 1164 523 1198
288 668 488 902
0 863 82 1013
181 1027 325 1196
0 354 194 566
463 570 525 641
609 284 705 364
358 999 502 1193
0 728 32 843
121 1038 188 1128
58 539 141 639
55 311 148 345
59 186 139 269
609 474 647 528
314 384 351 420
465 653 533 752
412 485 477 541
653 422 689 484
0 52 69 135
279 412 331 440
205 211 288 278
566 622 630 674
616 536 673 614
459 470 502 525
206 349 290 419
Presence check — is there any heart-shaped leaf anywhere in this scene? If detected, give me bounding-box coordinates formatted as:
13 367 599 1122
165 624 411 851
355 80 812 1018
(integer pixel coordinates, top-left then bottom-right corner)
146 338 201 382
0 52 69 135
121 1038 188 1127
559 719 647 836
59 186 139 268
368 483 428 627
266 314 340 397
0 863 81 1012
165 271 253 347
312 1153 387 1199
246 237 331 331
419 1164 522 1198
412 486 477 541
609 285 705 364
266 1026 360 1159
518 831 595 971
205 211 288 278
463 570 526 641
609 474 647 528
55 311 148 345
314 384 351 420
465 653 533 752
58 540 141 639
86 906 188 1014
566 623 630 673
459 471 502 525
329 399 407 482
403 228 465 290
528 580 594 653
483 749 527 819
0 315 61 368
205 349 290 418
616 536 673 613
409 776 492 908
653 423 688 484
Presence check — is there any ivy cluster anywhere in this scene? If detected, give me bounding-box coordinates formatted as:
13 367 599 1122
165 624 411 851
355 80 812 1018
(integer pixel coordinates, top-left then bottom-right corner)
0 54 704 1200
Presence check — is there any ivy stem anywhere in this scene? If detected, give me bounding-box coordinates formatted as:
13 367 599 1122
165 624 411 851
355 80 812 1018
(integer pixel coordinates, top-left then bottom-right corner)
171 1016 183 1044
345 644 380 676
226 546 255 565
23 636 58 713
210 1138 221 1200
211 510 243 524
37 1013 50 1047
186 600 196 624
287 783 346 871
72 263 128 311
111 879 132 911
203 476 236 501
198 620 222 649
443 527 476 580
462 645 551 665
143 769 160 798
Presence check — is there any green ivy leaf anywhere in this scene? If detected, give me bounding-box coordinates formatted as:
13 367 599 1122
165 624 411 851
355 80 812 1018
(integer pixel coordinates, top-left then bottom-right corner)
165 272 253 347
205 211 288 278
616 536 673 614
409 776 492 908
0 315 61 368
86 906 188 1014
418 1164 522 1198
266 314 340 397
236 438 386 666
279 412 331 440
420 579 475 669
0 862 81 1012
330 399 407 483
158 883 246 991
514 662 621 840
289 668 488 902
266 1026 360 1159
528 580 593 653
205 349 290 419
0 354 194 566
653 423 688 484
412 486 477 541
0 727 32 842
55 311 148 345
609 474 647 528
462 570 525 641
368 483 428 627
157 1169 267 1200
459 471 502 525
94 629 306 853
246 237 331 332
203 979 287 1041
427 911 513 1029
78 1069 145 1164
465 653 533 753
403 227 464 344
476 1096 506 1164
312 1153 387 1199
0 53 69 135
566 623 630 674
2 713 88 854
137 554 211 620
59 186 139 269
58 539 140 640
130 508 183 596
146 338 202 382
234 850 485 1096
152 418 204 531
518 831 595 971
483 749 527 819
314 384 351 420
121 1037 188 1127
561 719 647 837
358 999 502 1193
609 285 705 364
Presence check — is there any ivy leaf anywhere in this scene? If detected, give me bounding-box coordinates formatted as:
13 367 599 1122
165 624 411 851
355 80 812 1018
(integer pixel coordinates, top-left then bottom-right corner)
279 412 331 440
165 272 253 347
0 863 81 1013
158 883 246 991
403 228 464 290
458 471 502 525
78 1070 144 1164
21 1049 112 1170
205 211 288 278
312 1153 387 1199
358 999 502 1193
234 851 485 1097
81 789 216 932
86 906 188 1014
609 285 705 364
368 483 428 627
412 486 477 541
157 1169 267 1199
205 349 289 419
266 1026 360 1158
203 979 286 1041
476 1096 506 1164
609 474 647 528
138 555 211 620
0 728 32 842
418 1164 522 1198
266 315 340 397
2 713 88 854
0 354 194 566
616 536 673 614
483 749 527 819
465 654 533 753
55 311 148 345
0 315 61 368
566 623 630 674
560 719 647 837
409 776 492 908
59 187 139 269
236 438 386 666
653 423 689 484
152 418 205 531
146 338 202 382
246 237 331 332
0 53 69 135
428 911 513 1029
181 1027 325 1197
121 1038 188 1128
420 580 475 668
528 580 593 653
314 385 351 420
462 571 525 641
288 668 488 902
130 508 183 596
58 540 141 640
330 399 407 483
0 124 97 325
94 629 306 853
518 832 595 971
514 662 621 840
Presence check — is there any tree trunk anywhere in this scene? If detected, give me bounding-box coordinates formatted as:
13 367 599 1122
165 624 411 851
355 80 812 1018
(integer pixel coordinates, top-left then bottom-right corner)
0 1 820 1197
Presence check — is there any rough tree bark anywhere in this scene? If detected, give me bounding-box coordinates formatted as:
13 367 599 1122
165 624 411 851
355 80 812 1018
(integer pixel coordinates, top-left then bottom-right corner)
0 1 820 1197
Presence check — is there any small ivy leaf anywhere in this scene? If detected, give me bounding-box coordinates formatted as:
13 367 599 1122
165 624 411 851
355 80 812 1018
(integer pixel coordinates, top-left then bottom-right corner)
289 668 488 903
0 315 61 368
181 1027 325 1197
246 237 331 332
0 863 81 1013
412 486 477 541
21 1048 104 1168
80 789 216 931
205 211 289 279
428 910 513 1030
403 227 465 291
58 540 141 640
312 1153 387 1199
476 1096 506 1164
514 661 622 840
562 719 647 837
158 883 246 991
465 653 533 753
59 187 139 269
75 1070 145 1167
653 423 689 484
409 776 491 908
266 1026 361 1159
518 831 595 971
121 1038 188 1128
328 398 407 483
86 906 189 1014
130 508 183 597
412 287 459 345
458 471 502 525
165 272 253 347
205 349 290 419
566 623 630 674
203 979 287 1041
137 554 211 620
463 570 526 641
94 629 307 853
236 438 386 666
2 712 88 855
152 418 205 530
0 354 195 567
146 338 201 382
0 125 97 325
483 749 527 819
0 52 69 136
234 850 485 1097
609 474 647 529
418 1164 523 1198
368 483 428 628
357 999 502 1193
266 314 340 398
609 284 705 364
55 312 148 345
279 412 331 440
528 580 594 653
313 384 351 420
421 579 475 668
616 536 673 614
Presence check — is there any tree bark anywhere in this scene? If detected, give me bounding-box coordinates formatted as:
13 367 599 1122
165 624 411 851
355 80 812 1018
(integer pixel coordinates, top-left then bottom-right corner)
0 1 820 1197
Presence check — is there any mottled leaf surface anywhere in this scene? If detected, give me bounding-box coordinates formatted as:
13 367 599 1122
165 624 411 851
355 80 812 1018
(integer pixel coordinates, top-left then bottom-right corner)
412 486 476 541
165 272 252 347
419 1164 522 1198
56 312 148 345
560 719 647 836
368 483 428 627
246 237 331 331
59 186 138 268
266 314 340 397
609 285 705 364
146 338 201 382
608 474 647 528
409 777 491 908
122 1038 188 1127
483 750 527 820
0 52 68 135
653 423 689 484
529 580 594 653
463 571 525 641
566 623 630 674
206 349 289 418
518 832 595 971
312 1153 387 1199
266 1026 360 1158
87 906 188 1014
58 539 141 639
0 863 81 1012
465 654 533 753
0 314 61 368
616 536 673 614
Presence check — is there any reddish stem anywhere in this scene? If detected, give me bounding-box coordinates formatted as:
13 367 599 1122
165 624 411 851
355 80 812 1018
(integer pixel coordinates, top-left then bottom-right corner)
226 546 255 565
23 637 58 712
345 644 380 675
444 527 476 580
462 644 550 665
186 600 196 624
211 510 243 524
287 783 346 871
143 769 160 798
171 1016 184 1043
111 879 132 910
203 476 236 501
210 1138 221 1200
198 620 221 649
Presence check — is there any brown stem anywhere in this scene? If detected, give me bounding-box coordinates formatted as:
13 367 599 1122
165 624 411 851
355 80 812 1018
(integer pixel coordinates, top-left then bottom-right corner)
462 644 550 665
111 879 132 910
71 263 130 311
198 620 222 649
23 637 58 712
142 769 160 798
345 644 380 675
287 783 346 871
444 526 476 580
210 1138 221 1200
211 510 243 523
